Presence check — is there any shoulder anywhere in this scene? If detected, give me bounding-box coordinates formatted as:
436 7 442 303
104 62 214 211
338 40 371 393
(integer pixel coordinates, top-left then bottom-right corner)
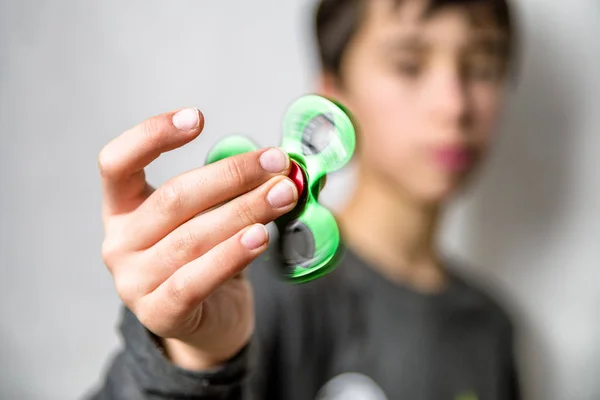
446 261 517 335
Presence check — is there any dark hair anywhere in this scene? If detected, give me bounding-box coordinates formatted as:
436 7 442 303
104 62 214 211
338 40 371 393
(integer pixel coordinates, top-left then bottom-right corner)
314 0 515 77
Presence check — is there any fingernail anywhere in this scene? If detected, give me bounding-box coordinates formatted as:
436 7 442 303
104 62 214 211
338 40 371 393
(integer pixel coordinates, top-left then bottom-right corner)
241 224 268 250
259 148 289 173
173 108 200 131
267 179 298 209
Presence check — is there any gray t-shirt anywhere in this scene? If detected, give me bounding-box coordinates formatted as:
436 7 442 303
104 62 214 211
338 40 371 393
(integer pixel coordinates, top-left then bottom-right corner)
88 245 520 400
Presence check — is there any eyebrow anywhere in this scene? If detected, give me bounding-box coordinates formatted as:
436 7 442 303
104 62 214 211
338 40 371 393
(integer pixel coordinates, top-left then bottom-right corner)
467 36 509 56
382 33 509 56
382 34 429 53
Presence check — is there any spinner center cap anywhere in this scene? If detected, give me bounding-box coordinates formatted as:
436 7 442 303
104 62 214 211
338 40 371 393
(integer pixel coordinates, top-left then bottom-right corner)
288 160 306 197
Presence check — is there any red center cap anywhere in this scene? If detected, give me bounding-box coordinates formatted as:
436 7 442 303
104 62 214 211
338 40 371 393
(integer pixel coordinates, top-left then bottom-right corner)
288 160 305 197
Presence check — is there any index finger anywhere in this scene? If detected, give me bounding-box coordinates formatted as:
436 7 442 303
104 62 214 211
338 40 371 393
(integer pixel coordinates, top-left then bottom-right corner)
98 108 204 216
121 146 292 250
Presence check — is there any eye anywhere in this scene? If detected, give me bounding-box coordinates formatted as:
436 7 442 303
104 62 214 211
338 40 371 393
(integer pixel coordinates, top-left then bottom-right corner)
464 57 503 82
393 59 423 78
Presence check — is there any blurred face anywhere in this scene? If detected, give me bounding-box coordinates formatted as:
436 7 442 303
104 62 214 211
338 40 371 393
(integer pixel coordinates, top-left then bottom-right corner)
324 0 510 205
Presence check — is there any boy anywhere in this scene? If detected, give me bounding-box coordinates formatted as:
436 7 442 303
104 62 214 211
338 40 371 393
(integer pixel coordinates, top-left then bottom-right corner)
91 0 519 398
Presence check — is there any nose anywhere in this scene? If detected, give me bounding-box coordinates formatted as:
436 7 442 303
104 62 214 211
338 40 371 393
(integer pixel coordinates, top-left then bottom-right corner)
426 67 471 129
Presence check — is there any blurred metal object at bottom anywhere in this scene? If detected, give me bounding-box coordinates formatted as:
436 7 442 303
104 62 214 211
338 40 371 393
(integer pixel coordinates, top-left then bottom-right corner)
315 373 389 400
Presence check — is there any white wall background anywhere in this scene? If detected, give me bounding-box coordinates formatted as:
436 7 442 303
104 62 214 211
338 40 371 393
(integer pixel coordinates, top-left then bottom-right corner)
0 1 598 399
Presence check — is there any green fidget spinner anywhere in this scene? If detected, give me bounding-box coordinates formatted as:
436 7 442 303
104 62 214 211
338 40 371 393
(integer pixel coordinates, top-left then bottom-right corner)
206 95 356 283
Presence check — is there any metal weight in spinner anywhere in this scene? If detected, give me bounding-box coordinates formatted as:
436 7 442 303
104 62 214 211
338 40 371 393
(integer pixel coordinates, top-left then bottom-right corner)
205 95 356 283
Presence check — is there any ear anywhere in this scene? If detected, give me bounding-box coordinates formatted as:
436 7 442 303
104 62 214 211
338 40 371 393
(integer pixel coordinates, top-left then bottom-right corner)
316 70 346 102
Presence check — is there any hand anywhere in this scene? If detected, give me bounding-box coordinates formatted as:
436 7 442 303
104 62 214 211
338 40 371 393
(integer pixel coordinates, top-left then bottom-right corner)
98 108 298 370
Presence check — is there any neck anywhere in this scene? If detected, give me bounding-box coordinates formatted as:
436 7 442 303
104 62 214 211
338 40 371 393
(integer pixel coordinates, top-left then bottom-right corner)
337 164 447 293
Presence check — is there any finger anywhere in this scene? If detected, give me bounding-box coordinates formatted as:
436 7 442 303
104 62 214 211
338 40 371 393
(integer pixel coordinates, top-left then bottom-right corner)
123 147 291 250
130 176 297 292
98 108 204 215
136 223 269 334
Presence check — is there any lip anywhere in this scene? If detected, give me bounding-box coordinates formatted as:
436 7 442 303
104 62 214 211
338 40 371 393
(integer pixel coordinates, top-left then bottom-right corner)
432 145 475 172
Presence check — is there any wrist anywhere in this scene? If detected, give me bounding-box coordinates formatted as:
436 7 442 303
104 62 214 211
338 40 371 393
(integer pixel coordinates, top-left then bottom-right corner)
161 337 244 371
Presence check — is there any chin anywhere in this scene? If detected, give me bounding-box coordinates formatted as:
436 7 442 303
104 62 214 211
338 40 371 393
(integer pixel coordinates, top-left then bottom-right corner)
376 164 471 206
409 175 468 206
414 187 458 206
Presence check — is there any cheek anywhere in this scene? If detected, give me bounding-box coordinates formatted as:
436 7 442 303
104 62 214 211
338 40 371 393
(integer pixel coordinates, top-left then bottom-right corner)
471 85 504 146
346 69 423 167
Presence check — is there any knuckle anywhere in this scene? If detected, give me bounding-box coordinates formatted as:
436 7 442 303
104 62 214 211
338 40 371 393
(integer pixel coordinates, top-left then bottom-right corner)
135 306 157 331
223 157 247 188
101 238 121 268
156 180 183 215
113 274 139 307
97 145 118 179
212 247 238 276
235 200 256 226
167 274 195 310
150 242 173 270
141 118 163 147
170 229 199 256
